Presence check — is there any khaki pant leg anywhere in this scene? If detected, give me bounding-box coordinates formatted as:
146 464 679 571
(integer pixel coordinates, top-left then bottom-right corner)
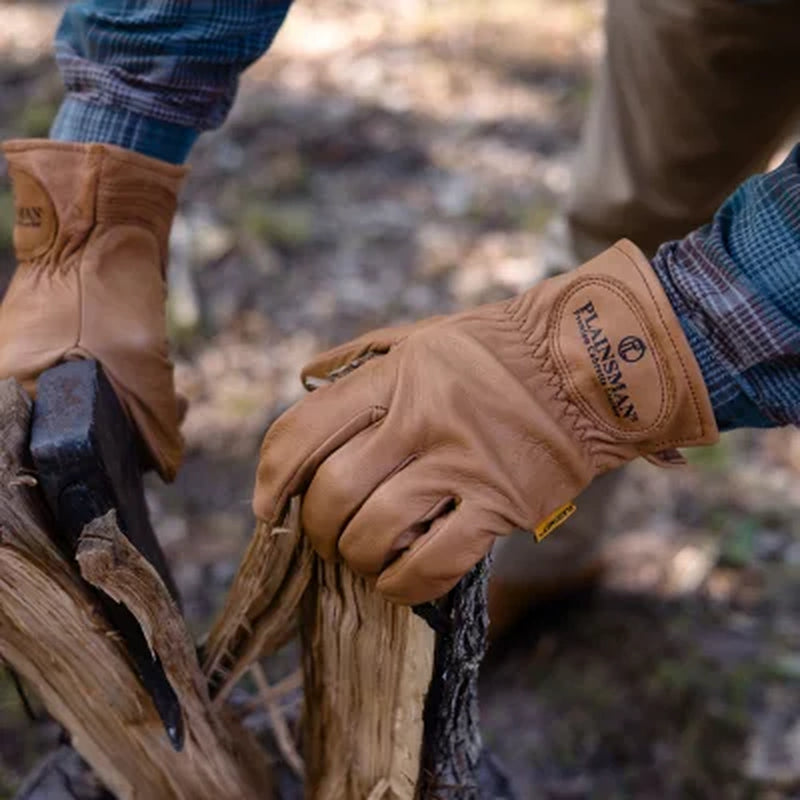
546 0 800 272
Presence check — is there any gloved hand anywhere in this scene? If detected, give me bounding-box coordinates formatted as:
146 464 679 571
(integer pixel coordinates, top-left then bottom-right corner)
0 140 186 480
253 240 719 604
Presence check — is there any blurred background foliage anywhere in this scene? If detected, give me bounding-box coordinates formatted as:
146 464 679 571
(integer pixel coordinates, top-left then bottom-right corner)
0 1 799 797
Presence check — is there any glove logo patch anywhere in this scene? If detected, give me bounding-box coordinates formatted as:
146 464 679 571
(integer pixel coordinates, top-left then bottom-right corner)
9 168 57 260
553 278 670 436
618 335 647 363
573 300 640 423
15 206 43 228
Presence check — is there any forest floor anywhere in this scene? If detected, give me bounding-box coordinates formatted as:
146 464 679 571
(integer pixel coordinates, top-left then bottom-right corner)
1 1 799 798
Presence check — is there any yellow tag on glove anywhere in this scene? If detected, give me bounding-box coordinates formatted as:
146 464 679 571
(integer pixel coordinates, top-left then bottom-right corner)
534 502 577 542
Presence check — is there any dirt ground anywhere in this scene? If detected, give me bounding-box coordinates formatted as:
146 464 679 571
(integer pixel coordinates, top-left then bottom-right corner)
1 1 799 798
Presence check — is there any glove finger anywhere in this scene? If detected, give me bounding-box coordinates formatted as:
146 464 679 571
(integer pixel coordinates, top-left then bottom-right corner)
253 359 390 526
301 318 443 388
336 458 457 576
376 500 498 605
301 426 417 561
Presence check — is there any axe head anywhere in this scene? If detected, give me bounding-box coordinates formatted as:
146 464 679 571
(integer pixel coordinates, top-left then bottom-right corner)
30 360 184 751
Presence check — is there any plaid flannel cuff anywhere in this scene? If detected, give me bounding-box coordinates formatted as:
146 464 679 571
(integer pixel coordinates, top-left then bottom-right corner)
666 297 774 432
652 241 776 433
50 98 198 165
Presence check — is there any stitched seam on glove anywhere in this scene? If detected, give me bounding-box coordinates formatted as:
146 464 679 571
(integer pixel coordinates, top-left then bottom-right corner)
502 297 589 440
612 241 715 449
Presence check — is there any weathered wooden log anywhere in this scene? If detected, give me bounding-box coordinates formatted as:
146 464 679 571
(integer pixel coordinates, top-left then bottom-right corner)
204 500 312 700
301 561 435 799
0 379 273 800
205 499 437 799
206 504 515 799
4 371 513 799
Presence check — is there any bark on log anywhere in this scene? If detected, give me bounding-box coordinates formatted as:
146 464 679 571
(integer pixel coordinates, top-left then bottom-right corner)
418 557 516 800
0 379 273 800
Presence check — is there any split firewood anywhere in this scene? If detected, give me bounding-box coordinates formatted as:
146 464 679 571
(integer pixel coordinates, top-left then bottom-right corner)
204 499 313 701
3 372 514 799
0 379 273 800
204 499 436 800
301 560 435 800
206 503 515 799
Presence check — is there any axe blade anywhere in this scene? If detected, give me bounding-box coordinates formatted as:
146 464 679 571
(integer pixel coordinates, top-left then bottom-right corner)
30 360 184 751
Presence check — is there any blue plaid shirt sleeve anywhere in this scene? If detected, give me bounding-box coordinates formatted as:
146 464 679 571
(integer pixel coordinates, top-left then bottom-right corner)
652 145 800 431
50 1 293 163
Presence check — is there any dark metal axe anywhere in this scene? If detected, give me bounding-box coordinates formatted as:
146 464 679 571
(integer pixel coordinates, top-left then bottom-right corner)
29 360 184 751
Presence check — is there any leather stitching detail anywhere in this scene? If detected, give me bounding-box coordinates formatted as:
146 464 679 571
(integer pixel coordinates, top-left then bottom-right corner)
502 298 597 467
614 242 715 447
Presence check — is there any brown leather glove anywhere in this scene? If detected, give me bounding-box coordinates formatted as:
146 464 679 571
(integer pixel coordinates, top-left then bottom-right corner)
0 140 186 480
253 240 719 604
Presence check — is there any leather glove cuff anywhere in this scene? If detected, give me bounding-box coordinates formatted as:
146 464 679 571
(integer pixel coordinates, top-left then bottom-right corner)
3 139 186 271
508 239 719 472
